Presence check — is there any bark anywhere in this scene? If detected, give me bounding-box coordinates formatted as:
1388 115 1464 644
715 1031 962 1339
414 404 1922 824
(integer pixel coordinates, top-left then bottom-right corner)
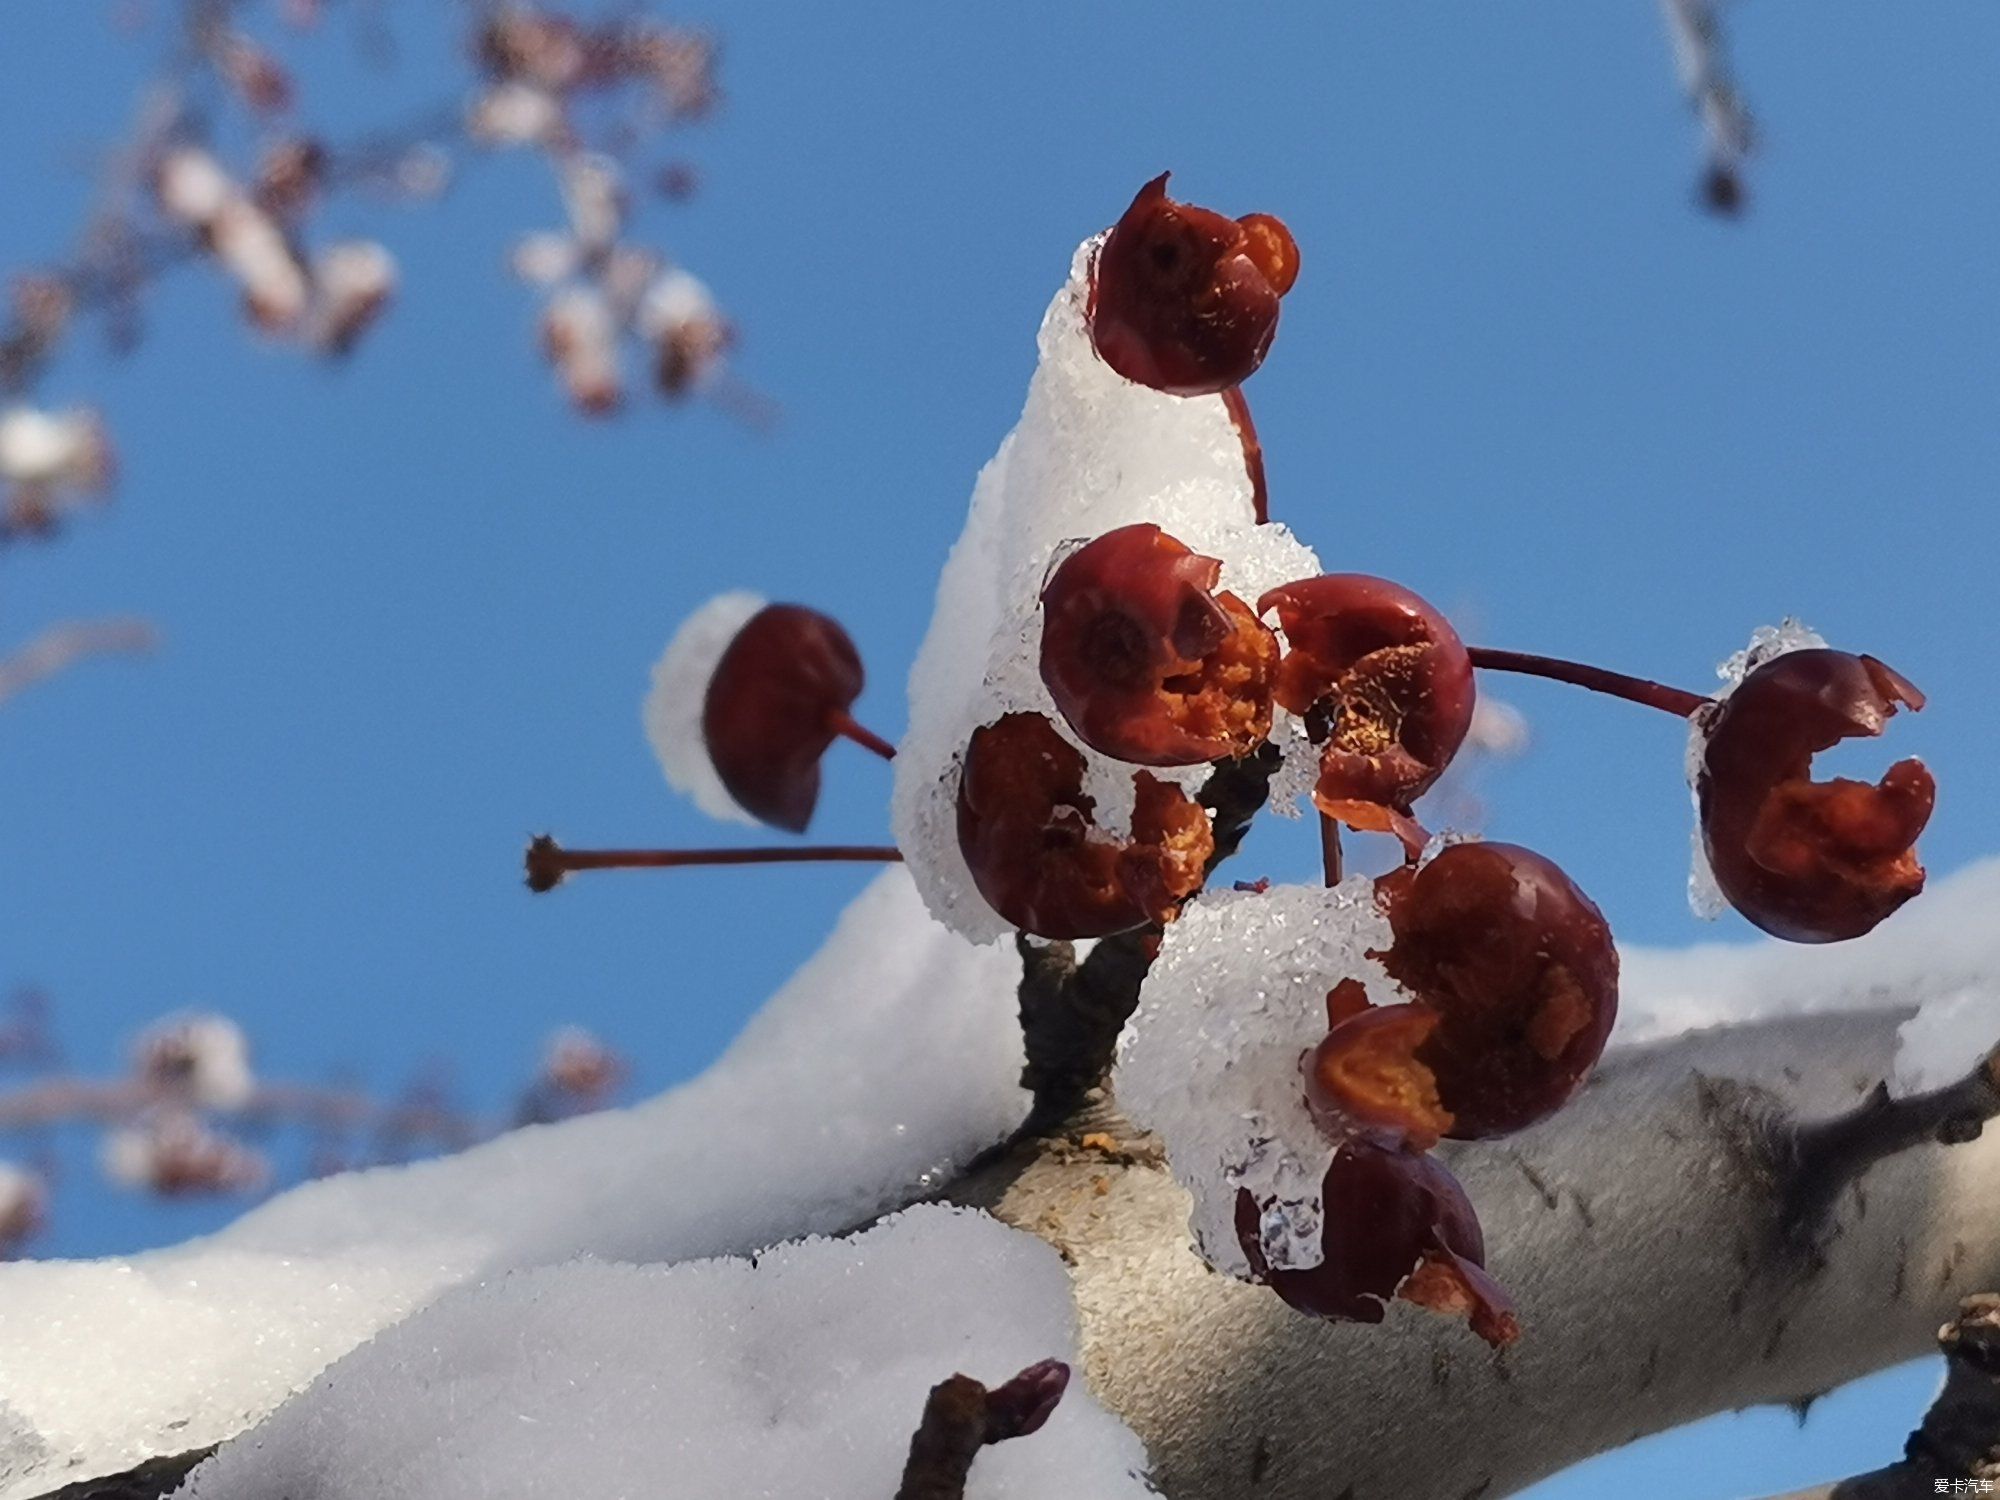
949 1008 2000 1500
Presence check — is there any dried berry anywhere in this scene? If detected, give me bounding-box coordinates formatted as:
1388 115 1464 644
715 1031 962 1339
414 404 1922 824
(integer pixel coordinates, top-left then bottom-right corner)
1235 1142 1517 1347
1369 842 1618 1140
1088 175 1297 396
1697 649 1933 942
702 604 868 832
1305 1002 1453 1151
955 711 1213 938
1039 524 1278 767
1259 575 1475 845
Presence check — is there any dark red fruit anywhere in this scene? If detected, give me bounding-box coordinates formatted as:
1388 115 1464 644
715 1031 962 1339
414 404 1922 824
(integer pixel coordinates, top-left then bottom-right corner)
1088 175 1297 396
1039 523 1278 767
1258 575 1476 847
703 605 865 832
956 712 1213 938
1697 649 1932 943
1370 842 1618 1140
1235 1142 1518 1347
1305 1002 1453 1151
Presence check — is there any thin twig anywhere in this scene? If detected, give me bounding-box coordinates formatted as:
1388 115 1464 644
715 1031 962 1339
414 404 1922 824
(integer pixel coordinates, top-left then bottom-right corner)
524 834 902 892
1657 0 1755 214
0 617 156 706
1222 384 1267 524
893 1360 1070 1500
1466 645 1708 718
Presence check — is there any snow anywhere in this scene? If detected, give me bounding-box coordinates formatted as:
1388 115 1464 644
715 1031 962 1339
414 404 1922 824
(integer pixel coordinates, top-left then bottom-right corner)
176 1206 1154 1500
0 867 1027 1500
0 835 1994 1498
1618 855 2000 1094
0 408 103 489
132 1013 254 1110
642 590 767 827
1115 878 1401 1279
1684 618 1828 918
639 268 720 340
893 238 1320 941
1894 988 1996 1097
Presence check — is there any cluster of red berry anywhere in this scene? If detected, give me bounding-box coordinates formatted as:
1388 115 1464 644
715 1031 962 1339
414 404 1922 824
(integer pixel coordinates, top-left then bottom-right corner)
532 176 1936 1347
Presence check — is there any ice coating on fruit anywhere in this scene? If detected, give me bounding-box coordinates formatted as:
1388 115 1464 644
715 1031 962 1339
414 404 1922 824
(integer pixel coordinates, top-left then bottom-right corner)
1116 878 1400 1276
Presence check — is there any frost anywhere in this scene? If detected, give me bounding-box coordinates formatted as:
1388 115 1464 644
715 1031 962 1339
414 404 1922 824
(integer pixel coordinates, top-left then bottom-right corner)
0 869 1027 1500
178 1206 1154 1500
1713 617 1828 689
1263 711 1319 819
1619 856 2000 1096
893 239 1320 941
1115 879 1398 1278
1684 617 1829 919
642 590 766 827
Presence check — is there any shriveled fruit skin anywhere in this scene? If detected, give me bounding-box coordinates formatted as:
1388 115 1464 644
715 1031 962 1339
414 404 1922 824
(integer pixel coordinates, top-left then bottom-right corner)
1040 523 1277 767
1697 649 1932 943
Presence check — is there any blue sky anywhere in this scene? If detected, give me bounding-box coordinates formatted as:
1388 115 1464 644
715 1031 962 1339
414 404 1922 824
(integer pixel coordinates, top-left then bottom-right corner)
1 2 1994 1494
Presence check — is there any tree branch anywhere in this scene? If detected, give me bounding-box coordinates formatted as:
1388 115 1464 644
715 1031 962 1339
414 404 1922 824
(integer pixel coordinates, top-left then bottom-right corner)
1763 1294 2000 1499
1783 1047 2000 1237
1009 743 1280 1138
949 1008 2000 1500
893 1360 1070 1500
0 618 155 706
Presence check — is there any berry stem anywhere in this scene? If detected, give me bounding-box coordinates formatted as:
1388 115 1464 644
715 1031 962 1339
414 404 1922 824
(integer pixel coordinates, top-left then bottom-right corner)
827 708 898 760
1466 647 1708 718
1319 812 1344 887
1222 385 1267 524
526 834 901 892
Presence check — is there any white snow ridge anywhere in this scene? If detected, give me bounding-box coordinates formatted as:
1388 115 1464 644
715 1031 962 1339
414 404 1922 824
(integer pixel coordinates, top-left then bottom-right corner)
177 1207 1155 1500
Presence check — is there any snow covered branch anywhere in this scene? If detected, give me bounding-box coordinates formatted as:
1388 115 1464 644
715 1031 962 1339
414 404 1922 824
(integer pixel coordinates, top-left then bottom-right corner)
3 862 1995 1500
953 1002 2000 1500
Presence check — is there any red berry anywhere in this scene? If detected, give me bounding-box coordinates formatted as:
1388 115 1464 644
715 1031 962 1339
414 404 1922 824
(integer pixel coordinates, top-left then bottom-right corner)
1234 1142 1518 1347
1697 649 1933 943
1039 524 1278 767
1088 175 1297 396
955 712 1213 938
1371 842 1619 1140
1258 575 1476 844
1305 1002 1453 1151
702 605 865 832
